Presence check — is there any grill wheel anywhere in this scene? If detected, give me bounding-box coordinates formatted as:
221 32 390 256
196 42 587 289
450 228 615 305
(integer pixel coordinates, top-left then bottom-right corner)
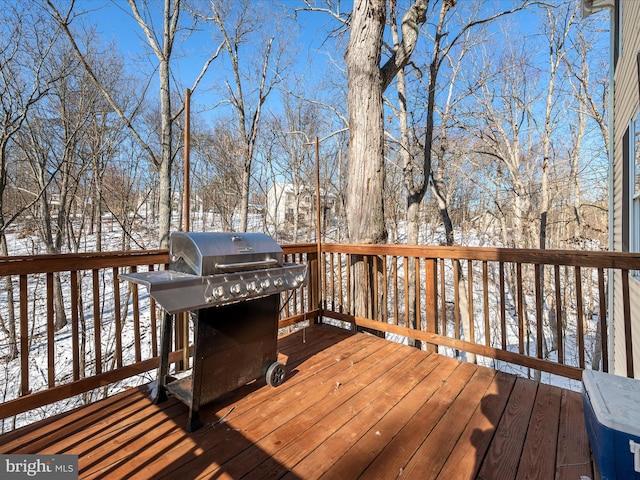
266 361 286 387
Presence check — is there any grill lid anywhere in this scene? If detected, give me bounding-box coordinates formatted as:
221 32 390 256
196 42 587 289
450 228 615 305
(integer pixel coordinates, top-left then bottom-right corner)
119 231 307 313
170 232 284 276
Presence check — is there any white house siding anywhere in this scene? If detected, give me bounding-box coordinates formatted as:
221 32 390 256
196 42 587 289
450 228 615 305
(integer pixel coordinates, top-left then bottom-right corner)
266 183 289 227
612 0 640 377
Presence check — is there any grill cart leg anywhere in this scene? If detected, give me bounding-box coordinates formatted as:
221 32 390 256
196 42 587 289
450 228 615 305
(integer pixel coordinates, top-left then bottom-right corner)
186 410 203 433
153 311 173 404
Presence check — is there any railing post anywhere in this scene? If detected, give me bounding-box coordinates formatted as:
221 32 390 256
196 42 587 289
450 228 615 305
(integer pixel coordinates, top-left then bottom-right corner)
71 270 80 381
622 269 634 378
307 250 321 324
597 267 608 372
20 275 29 397
425 258 438 353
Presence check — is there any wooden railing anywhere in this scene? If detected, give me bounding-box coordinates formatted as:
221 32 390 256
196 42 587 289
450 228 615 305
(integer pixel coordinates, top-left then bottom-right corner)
0 250 168 426
1 242 638 429
0 245 317 428
319 244 640 381
280 243 320 329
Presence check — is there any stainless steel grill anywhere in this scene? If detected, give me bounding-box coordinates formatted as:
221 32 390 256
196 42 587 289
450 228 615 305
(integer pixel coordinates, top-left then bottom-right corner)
120 231 308 432
120 231 307 313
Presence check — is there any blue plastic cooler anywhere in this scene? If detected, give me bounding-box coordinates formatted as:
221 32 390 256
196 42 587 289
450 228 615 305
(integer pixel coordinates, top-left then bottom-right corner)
582 369 640 480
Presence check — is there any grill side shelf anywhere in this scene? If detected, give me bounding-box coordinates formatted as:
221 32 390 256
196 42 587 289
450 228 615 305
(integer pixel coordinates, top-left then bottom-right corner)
119 270 209 314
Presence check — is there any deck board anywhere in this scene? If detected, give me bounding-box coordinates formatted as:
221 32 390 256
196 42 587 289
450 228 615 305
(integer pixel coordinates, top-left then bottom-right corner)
0 323 593 480
476 377 538 480
317 354 449 480
358 361 478 480
281 353 441 479
401 366 497 479
516 383 562 480
555 389 593 480
437 372 516 480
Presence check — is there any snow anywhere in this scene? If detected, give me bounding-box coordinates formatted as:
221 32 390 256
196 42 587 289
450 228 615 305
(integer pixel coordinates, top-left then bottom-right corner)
0 212 299 432
0 216 604 431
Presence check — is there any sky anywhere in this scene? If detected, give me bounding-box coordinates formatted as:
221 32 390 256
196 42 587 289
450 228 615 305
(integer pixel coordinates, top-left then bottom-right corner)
68 0 611 186
72 1 610 112
75 0 342 119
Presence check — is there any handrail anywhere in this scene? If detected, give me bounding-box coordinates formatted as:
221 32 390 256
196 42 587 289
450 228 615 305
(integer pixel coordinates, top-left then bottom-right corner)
0 249 170 276
0 245 317 429
319 243 639 381
322 243 640 269
0 241 636 430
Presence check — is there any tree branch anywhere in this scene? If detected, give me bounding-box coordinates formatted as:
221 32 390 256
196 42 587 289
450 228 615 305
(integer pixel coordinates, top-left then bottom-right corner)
45 0 159 167
380 0 428 92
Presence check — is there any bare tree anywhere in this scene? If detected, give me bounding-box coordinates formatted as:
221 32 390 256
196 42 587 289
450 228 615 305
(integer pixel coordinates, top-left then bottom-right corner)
562 6 610 369
198 0 289 232
345 0 427 320
198 120 244 231
346 0 426 244
564 13 609 244
531 1 581 372
387 1 531 351
263 95 323 242
19 42 95 330
0 4 58 243
77 46 133 252
46 0 221 247
538 1 580 251
126 0 180 246
0 2 60 356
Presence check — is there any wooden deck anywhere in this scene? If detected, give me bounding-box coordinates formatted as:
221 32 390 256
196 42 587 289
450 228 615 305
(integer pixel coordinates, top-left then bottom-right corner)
0 324 593 479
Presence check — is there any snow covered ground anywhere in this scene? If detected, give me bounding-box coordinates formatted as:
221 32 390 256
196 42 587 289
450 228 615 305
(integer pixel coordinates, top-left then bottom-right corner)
0 215 600 431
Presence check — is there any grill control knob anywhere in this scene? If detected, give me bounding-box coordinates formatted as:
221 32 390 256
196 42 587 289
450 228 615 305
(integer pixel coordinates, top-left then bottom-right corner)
205 285 225 303
246 281 257 293
212 286 225 299
273 278 284 288
230 283 242 295
261 279 271 290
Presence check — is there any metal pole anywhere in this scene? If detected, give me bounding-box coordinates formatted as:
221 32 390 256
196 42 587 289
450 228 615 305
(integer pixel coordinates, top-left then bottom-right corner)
183 88 191 232
315 137 322 320
181 88 191 370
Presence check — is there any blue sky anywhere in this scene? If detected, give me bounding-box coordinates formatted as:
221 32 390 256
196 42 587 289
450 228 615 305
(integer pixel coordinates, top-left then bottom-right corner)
78 1 341 108
71 0 610 175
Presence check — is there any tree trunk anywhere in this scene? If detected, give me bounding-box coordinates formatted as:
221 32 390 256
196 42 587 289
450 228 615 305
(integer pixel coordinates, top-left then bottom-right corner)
395 12 421 346
345 0 387 321
344 0 428 323
0 233 17 360
345 0 386 247
157 2 174 247
406 198 422 347
240 162 250 232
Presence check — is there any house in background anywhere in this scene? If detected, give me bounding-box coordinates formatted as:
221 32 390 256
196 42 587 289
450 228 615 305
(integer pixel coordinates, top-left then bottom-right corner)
584 0 640 377
265 183 336 239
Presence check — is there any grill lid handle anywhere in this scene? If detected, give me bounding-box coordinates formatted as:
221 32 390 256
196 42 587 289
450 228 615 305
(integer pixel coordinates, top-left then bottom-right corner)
214 258 279 272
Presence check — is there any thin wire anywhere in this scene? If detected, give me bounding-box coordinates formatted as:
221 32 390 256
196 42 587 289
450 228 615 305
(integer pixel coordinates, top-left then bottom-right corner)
278 290 296 316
